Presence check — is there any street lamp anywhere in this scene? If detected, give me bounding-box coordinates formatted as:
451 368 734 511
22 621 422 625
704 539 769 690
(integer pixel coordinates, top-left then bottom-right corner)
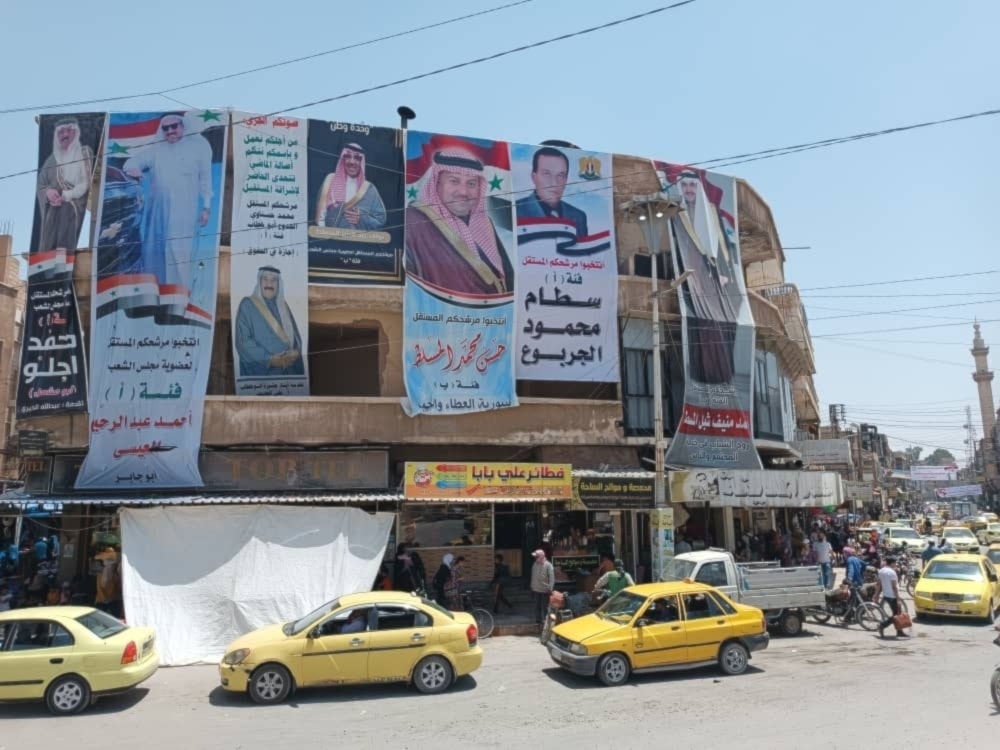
621 192 688 512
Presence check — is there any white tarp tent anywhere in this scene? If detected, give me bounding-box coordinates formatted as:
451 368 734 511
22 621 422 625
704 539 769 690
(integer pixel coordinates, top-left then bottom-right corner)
120 505 394 665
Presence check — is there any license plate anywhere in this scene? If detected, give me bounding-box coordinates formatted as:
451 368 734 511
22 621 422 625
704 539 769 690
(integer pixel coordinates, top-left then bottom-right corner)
937 604 959 612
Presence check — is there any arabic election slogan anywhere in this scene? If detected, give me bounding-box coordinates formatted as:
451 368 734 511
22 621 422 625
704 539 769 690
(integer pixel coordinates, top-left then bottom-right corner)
17 113 106 419
307 120 405 284
401 132 517 416
654 162 762 470
230 113 309 396
510 144 618 381
75 110 229 490
669 470 841 509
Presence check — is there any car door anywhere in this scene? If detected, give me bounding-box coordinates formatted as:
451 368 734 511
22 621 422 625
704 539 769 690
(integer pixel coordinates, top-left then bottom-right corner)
631 595 687 669
984 559 1000 604
298 607 372 687
680 592 733 663
0 620 77 700
367 604 435 682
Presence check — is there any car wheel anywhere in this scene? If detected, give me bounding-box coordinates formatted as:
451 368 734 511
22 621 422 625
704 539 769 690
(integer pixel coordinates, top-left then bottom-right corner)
249 664 293 705
45 675 91 716
718 641 750 676
596 652 631 687
414 655 453 694
779 611 803 637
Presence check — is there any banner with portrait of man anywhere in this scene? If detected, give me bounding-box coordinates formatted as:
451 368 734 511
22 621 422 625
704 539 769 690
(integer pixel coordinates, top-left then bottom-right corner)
16 113 105 419
511 143 618 382
401 131 517 415
230 112 310 396
654 162 762 470
76 110 229 490
307 121 404 285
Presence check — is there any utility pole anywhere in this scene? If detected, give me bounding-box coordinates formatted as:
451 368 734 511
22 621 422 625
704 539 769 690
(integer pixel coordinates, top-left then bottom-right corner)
964 404 978 480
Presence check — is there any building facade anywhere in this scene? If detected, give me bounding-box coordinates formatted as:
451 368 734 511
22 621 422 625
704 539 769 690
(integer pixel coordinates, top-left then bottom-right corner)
0 235 25 483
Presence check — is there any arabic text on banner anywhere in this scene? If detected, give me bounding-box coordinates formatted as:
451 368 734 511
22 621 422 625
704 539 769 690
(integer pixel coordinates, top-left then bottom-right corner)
909 465 960 481
307 120 405 285
510 144 618 382
17 113 106 419
75 110 229 490
935 484 983 498
669 469 841 508
404 461 571 499
402 131 517 415
655 162 762 470
230 112 309 396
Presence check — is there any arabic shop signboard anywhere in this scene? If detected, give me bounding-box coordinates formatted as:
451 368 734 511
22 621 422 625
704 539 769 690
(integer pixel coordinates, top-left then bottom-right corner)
843 480 874 507
668 469 842 509
791 439 853 467
403 462 572 500
17 430 49 456
572 475 654 509
199 450 389 491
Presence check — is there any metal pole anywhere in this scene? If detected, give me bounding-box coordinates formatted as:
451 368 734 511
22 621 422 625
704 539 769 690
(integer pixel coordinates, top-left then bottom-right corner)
651 218 666 511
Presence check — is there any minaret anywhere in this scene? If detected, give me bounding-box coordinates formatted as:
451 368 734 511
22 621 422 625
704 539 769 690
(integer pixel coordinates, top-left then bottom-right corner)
971 323 998 479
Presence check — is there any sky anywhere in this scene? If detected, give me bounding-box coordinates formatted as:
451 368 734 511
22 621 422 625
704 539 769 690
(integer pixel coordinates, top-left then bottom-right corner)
2 0 998 463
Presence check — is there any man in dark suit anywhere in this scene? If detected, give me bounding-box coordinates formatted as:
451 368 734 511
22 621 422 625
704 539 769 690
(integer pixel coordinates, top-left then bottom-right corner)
515 146 589 237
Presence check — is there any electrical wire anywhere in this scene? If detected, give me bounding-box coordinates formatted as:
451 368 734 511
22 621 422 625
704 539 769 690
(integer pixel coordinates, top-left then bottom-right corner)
797 269 1000 292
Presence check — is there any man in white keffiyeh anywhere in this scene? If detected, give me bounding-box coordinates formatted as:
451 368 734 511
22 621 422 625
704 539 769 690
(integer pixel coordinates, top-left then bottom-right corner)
235 266 304 376
36 117 95 255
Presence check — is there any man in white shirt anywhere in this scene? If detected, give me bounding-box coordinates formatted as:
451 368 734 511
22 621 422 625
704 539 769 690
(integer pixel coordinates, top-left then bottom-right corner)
530 549 555 625
876 558 909 638
814 533 834 589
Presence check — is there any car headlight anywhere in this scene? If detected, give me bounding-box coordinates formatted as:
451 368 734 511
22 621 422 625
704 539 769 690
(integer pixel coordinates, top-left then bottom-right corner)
222 648 251 665
568 643 588 656
962 594 982 602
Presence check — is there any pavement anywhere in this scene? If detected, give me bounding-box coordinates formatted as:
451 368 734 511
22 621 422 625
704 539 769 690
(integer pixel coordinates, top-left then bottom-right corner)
2 598 998 750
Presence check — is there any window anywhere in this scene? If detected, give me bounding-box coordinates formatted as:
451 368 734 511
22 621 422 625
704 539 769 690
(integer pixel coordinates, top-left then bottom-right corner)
623 348 674 437
643 595 680 624
694 561 728 588
76 610 128 639
681 593 725 620
708 592 736 615
318 607 371 636
308 324 382 396
400 505 492 548
375 605 431 631
9 621 74 651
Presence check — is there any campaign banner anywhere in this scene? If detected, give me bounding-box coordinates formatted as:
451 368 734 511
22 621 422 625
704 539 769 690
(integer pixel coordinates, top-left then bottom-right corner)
230 112 309 396
669 469 841 508
307 120 404 284
510 144 618 381
16 113 105 419
76 110 228 490
402 131 517 415
656 163 762 470
404 462 571 499
910 464 959 481
934 484 983 498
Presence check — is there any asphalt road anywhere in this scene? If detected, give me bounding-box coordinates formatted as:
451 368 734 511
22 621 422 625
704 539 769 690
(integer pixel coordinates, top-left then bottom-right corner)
2 604 998 750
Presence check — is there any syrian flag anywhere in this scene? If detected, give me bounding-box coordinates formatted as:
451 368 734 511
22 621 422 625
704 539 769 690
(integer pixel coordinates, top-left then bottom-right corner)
27 249 68 278
517 217 612 257
95 273 161 319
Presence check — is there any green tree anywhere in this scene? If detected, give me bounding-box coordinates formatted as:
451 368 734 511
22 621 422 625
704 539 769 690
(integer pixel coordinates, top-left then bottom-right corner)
925 448 956 466
904 446 923 463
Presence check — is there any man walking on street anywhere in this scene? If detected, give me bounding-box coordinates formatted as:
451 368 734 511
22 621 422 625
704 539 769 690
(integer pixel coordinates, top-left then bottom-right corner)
814 532 834 589
530 549 555 625
876 557 909 639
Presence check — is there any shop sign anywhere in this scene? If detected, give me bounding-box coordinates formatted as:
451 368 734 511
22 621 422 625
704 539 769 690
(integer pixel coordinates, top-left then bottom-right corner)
199 451 389 491
18 430 48 456
23 457 52 493
403 462 572 500
650 507 675 582
573 476 654 509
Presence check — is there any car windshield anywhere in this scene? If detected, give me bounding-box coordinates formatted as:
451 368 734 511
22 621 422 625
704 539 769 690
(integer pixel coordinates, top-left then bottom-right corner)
988 524 1000 532
923 561 984 582
661 559 696 581
75 610 128 639
892 529 921 540
943 528 975 539
597 591 646 622
286 599 341 635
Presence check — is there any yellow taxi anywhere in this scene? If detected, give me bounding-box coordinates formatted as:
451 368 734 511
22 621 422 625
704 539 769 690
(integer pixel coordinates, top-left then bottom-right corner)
0 606 158 715
545 581 768 687
913 554 1000 623
987 543 1000 567
219 591 483 704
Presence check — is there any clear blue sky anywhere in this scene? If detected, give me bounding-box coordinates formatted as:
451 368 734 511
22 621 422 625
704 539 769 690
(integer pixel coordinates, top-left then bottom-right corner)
3 0 997 462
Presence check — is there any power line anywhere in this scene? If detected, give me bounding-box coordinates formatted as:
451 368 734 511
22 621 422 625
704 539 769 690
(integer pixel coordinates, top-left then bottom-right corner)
0 0 540 115
797 269 1000 292
809 297 1000 321
812 317 1000 338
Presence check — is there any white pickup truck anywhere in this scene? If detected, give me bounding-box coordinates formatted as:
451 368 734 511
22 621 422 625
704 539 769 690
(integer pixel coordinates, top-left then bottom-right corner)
661 549 827 636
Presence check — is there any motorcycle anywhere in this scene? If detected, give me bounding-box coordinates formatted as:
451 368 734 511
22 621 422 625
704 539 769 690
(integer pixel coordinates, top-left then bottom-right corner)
991 623 1000 711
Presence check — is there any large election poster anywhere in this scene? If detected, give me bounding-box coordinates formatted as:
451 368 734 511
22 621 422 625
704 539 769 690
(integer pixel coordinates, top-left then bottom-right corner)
655 162 762 470
511 144 617 381
230 112 309 396
16 113 105 419
307 120 404 285
76 110 228 489
402 132 517 415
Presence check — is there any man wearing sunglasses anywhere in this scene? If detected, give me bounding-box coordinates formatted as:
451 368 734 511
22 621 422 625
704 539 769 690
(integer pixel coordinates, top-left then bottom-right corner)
124 111 213 294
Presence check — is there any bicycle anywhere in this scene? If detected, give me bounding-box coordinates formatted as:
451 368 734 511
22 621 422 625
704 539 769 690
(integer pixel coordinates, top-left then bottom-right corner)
459 589 495 639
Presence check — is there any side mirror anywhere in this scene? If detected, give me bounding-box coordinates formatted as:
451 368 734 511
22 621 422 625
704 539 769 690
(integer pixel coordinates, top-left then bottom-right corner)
307 627 320 639
636 618 652 628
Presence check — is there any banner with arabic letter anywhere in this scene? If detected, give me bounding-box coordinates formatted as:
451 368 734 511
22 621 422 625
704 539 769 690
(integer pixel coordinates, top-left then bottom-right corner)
230 112 309 396
307 120 405 284
654 162 762 470
401 131 517 415
510 144 618 381
17 113 105 419
76 110 229 489
669 469 842 508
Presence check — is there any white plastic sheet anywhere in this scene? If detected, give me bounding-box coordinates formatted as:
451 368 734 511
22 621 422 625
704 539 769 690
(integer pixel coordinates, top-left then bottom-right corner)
120 505 393 665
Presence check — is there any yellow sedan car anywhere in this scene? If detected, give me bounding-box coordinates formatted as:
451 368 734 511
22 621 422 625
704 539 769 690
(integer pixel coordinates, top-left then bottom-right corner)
913 554 1000 623
546 581 768 687
219 591 483 704
0 606 158 715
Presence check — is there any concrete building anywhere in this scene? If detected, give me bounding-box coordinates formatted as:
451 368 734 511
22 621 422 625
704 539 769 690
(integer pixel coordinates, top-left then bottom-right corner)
9 154 828 587
0 234 25 483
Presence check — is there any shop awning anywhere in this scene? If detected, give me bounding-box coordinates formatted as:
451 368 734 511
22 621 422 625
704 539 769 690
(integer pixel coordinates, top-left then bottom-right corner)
403 496 559 504
0 491 405 508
